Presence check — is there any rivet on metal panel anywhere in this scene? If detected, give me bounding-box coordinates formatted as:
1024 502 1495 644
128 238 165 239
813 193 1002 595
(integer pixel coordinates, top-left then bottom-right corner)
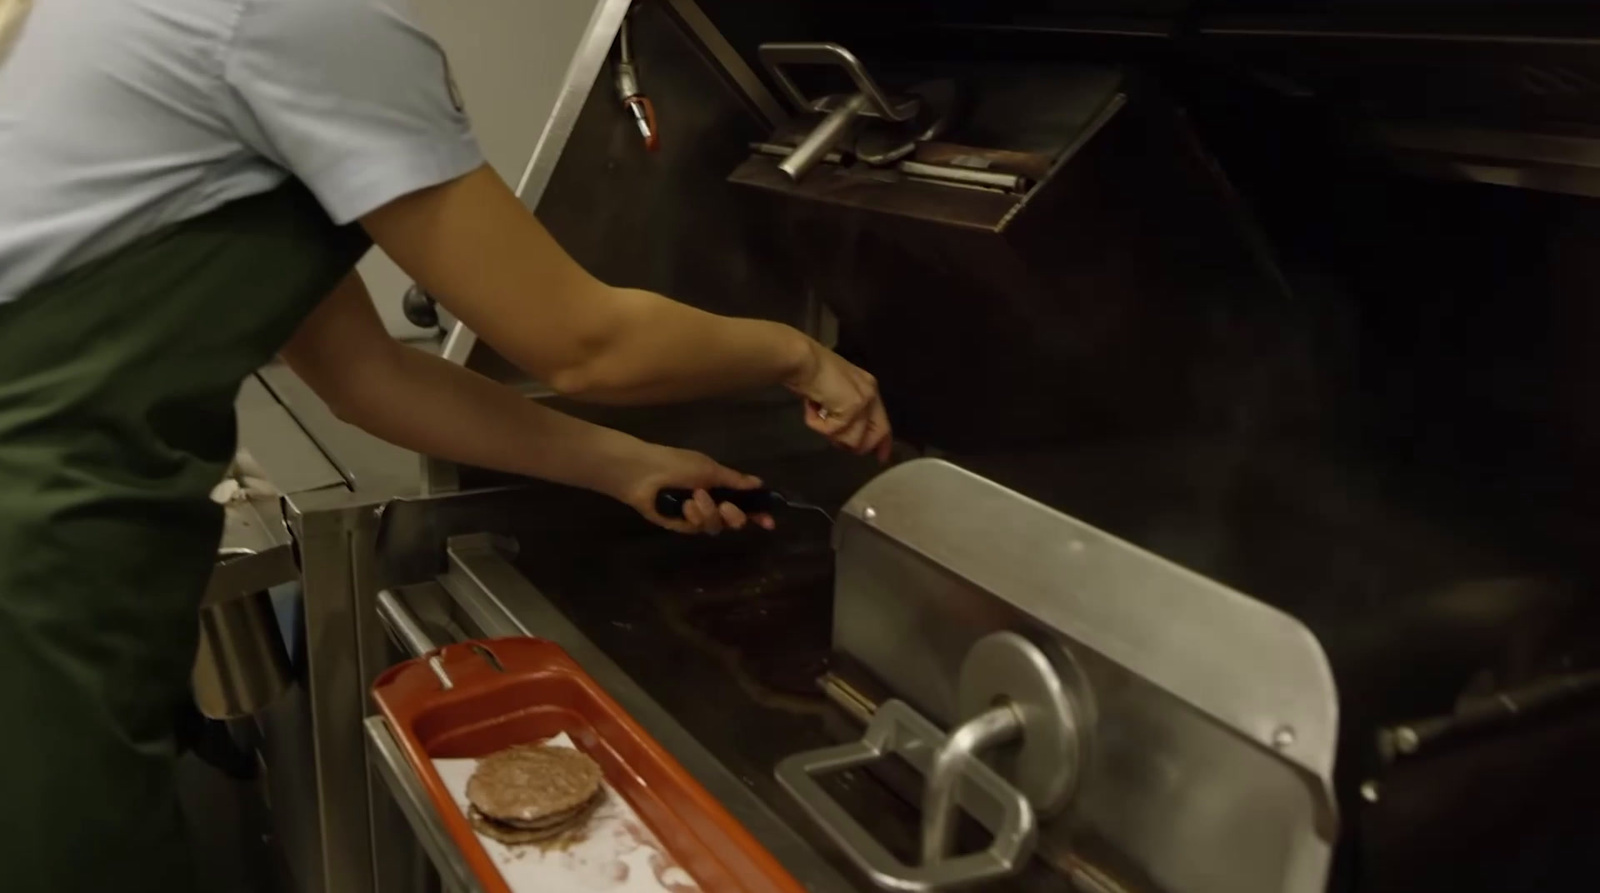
1271 725 1297 750
1394 726 1420 755
863 506 878 523
1360 781 1381 804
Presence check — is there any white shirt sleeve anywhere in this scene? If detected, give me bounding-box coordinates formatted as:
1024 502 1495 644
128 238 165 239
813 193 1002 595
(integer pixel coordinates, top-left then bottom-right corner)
223 0 484 224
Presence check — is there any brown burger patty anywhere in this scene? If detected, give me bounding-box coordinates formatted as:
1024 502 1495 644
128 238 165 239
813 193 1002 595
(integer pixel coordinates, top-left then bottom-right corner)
466 743 605 830
492 793 597 830
468 793 603 845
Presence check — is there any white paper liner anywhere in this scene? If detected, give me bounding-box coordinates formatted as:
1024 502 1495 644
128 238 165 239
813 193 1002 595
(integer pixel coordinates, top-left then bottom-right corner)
433 733 702 892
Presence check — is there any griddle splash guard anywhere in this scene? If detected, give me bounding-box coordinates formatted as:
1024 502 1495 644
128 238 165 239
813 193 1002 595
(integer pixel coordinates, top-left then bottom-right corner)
782 459 1341 893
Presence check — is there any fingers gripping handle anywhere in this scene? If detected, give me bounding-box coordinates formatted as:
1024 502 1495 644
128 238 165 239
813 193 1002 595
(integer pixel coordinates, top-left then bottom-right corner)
654 487 780 520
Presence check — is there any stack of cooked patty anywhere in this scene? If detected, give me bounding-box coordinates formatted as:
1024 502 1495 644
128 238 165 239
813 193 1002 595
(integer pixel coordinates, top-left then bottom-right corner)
465 744 606 845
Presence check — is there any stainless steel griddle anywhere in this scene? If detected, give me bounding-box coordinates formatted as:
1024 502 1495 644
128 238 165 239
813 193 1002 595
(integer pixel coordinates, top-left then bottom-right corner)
221 2 1600 892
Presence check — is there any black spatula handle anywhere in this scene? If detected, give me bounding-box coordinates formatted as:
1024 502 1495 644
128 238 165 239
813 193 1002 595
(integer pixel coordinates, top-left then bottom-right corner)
654 487 779 519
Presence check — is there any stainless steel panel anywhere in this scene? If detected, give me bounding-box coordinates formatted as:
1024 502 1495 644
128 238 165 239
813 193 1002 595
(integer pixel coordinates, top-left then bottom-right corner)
284 494 368 893
193 583 293 720
832 459 1338 893
258 362 421 496
285 487 434 893
256 675 326 893
237 373 344 494
195 499 299 719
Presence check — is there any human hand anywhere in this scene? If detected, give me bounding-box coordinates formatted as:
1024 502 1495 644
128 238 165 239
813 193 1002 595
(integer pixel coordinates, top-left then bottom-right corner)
606 441 775 535
786 340 893 461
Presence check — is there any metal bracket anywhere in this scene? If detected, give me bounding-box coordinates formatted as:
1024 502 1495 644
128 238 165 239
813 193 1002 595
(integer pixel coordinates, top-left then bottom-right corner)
776 699 1037 891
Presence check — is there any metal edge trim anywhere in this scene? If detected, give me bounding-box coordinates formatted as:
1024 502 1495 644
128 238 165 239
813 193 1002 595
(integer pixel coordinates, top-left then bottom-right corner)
364 716 490 893
998 91 1128 233
253 370 358 491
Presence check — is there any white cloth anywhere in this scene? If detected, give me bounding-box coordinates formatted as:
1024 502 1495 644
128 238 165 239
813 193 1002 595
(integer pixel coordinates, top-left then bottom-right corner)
0 0 484 304
209 449 281 505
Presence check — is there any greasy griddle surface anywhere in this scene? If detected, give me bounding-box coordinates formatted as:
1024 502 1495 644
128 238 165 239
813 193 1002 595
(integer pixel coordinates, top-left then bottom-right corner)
496 446 1073 890
512 449 871 725
512 518 839 778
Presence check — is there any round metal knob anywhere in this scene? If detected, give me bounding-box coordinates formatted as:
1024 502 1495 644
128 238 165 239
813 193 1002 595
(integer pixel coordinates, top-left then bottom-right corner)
401 284 440 329
957 631 1092 818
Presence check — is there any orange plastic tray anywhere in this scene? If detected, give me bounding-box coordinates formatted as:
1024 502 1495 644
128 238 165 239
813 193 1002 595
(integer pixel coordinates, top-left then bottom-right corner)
371 636 806 893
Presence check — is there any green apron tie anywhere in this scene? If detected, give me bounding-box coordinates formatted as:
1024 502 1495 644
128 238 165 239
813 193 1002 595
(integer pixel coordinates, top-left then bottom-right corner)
0 181 369 892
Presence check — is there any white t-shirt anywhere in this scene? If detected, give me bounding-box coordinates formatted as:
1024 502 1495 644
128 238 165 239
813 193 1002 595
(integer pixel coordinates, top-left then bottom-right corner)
0 0 485 303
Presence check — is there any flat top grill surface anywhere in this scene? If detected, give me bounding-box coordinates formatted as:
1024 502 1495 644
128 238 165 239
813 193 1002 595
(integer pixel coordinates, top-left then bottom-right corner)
502 451 1074 891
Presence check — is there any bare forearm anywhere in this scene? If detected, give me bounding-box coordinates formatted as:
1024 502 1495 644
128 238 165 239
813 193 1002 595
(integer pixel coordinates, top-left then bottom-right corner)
283 272 784 534
548 288 814 403
362 166 815 404
334 343 646 498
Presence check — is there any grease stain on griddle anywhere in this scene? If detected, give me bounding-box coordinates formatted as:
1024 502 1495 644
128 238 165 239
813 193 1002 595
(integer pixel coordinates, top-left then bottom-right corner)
651 537 837 713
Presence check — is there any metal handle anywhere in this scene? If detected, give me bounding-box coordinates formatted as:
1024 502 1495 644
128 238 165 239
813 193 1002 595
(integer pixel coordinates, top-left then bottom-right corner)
776 699 1037 891
755 42 918 182
376 589 454 690
921 704 1024 866
779 92 867 181
757 42 914 121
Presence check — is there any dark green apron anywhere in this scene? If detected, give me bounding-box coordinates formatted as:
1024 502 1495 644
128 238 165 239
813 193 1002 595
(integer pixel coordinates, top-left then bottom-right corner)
0 182 369 892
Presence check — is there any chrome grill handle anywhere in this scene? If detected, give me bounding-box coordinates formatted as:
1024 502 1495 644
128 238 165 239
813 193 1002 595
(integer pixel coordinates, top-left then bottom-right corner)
776 699 1037 891
920 704 1025 866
